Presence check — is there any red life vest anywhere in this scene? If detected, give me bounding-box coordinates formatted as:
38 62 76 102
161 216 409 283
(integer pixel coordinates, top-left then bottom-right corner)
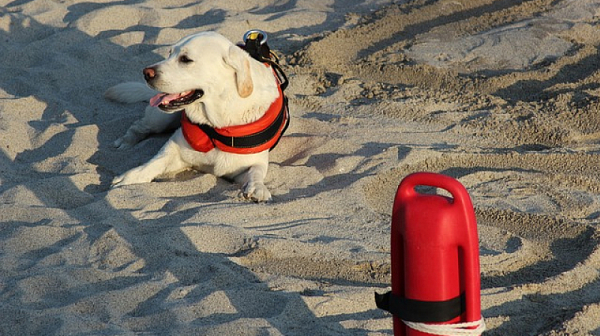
180 75 289 154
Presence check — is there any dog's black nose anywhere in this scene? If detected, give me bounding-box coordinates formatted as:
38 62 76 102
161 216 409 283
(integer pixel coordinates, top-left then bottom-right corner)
143 67 156 82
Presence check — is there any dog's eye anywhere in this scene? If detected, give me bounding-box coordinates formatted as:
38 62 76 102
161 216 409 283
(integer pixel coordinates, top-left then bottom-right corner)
179 55 193 64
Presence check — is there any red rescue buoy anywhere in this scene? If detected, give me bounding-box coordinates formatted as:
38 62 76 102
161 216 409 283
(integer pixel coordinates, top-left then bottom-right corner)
376 172 484 336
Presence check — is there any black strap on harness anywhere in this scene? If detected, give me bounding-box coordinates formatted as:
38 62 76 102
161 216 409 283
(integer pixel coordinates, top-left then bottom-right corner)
198 96 289 149
375 291 466 323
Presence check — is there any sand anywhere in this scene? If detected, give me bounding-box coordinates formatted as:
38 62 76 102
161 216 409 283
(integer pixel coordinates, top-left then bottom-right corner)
1 0 600 335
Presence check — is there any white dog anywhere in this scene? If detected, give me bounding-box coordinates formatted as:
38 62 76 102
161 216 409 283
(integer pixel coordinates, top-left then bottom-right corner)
105 31 289 202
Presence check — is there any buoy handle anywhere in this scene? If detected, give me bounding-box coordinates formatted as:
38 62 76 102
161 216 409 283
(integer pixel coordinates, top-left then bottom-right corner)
397 172 472 209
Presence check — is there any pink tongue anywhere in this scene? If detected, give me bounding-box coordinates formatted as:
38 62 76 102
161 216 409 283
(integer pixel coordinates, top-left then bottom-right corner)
149 91 191 107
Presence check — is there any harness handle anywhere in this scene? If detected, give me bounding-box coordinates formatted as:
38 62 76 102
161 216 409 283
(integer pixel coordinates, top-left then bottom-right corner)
242 29 288 91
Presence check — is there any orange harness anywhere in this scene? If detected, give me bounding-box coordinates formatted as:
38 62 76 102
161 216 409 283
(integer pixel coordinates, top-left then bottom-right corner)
180 75 289 154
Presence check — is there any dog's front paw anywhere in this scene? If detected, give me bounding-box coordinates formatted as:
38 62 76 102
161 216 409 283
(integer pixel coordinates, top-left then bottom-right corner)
242 182 272 202
112 168 152 187
113 132 145 150
113 137 133 150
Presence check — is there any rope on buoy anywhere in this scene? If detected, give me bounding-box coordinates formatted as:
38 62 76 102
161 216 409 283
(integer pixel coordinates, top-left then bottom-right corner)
403 317 486 336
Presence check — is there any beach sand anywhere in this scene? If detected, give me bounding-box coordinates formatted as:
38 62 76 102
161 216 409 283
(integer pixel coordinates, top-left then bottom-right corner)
1 0 600 335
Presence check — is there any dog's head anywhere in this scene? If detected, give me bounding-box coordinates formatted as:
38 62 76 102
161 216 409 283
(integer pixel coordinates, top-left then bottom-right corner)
144 32 254 112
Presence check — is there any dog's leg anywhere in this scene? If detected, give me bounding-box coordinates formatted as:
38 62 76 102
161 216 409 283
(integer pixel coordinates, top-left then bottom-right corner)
115 107 181 150
112 140 189 186
236 163 271 202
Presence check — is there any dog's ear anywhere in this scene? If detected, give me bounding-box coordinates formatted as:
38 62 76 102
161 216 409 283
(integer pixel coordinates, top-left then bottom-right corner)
224 45 254 98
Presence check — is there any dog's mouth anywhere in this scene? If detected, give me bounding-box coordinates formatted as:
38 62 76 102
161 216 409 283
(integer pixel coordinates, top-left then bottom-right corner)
149 89 204 111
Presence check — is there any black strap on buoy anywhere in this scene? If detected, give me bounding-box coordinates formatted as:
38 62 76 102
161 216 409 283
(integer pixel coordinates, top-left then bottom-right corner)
375 291 466 323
